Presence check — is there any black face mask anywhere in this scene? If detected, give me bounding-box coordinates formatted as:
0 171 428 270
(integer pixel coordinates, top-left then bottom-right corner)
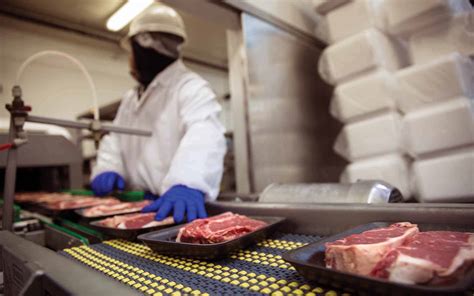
131 40 176 87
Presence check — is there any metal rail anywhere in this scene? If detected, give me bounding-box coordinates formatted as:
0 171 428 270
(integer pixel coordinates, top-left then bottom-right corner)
27 115 152 137
207 201 474 236
2 122 18 231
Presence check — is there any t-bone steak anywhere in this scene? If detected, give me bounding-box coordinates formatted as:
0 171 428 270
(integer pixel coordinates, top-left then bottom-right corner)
176 212 268 244
371 231 474 284
98 213 174 229
325 222 419 275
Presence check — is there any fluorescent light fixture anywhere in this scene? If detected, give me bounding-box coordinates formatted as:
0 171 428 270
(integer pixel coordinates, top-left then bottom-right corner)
106 0 153 32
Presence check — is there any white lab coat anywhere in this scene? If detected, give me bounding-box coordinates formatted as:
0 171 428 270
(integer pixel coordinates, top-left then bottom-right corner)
92 60 226 200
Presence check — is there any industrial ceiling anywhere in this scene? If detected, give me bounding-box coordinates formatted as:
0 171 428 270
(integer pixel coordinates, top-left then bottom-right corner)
0 0 229 69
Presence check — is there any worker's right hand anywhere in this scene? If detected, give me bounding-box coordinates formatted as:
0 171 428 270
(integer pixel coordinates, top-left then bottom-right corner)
91 171 125 196
142 185 207 223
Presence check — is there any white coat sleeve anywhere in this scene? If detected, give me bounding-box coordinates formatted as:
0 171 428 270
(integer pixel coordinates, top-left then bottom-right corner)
90 101 127 180
160 81 227 201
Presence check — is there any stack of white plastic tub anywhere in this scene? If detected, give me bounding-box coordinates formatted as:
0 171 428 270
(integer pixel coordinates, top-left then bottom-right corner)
313 0 473 201
408 10 474 64
390 1 474 203
397 53 474 203
314 0 411 198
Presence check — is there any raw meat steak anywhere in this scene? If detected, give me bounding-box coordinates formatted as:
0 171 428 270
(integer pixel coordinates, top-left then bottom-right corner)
15 192 76 204
15 192 48 202
98 213 174 229
371 231 474 284
82 200 151 217
325 222 419 275
176 212 268 244
46 197 119 210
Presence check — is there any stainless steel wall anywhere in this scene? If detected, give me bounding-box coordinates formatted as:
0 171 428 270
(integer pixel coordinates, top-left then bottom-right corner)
242 13 346 192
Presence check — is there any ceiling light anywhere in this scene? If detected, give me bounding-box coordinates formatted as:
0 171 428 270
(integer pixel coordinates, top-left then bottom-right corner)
106 0 153 32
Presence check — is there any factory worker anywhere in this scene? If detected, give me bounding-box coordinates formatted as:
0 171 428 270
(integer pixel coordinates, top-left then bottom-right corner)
90 4 226 223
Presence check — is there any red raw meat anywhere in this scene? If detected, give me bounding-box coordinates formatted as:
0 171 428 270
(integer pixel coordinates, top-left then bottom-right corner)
98 213 174 229
82 200 151 217
15 192 49 202
176 212 268 244
46 197 119 210
371 231 474 284
325 222 419 275
15 192 76 204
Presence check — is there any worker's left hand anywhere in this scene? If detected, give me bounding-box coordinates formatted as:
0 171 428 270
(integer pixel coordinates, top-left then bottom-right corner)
142 185 207 223
91 171 125 197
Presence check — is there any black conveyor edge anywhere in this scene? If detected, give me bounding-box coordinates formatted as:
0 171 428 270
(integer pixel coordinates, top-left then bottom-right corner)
1 202 474 294
0 231 140 296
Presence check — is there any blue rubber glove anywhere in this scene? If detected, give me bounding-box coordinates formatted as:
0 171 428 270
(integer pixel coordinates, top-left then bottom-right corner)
142 185 207 223
91 171 125 196
144 192 158 200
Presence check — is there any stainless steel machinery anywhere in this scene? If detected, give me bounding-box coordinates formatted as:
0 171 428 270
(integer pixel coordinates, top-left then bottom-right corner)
2 86 152 232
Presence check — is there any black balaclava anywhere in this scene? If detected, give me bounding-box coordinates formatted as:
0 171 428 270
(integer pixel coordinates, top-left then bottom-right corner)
131 39 176 88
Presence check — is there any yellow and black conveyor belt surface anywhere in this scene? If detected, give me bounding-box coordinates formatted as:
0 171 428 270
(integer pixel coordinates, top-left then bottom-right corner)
61 233 349 296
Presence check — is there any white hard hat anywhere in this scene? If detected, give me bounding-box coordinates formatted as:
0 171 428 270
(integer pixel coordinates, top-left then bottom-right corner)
122 3 186 50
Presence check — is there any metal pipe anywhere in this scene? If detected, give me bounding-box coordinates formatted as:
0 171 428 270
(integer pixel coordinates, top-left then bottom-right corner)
100 122 152 137
27 115 90 130
2 122 18 231
26 115 152 137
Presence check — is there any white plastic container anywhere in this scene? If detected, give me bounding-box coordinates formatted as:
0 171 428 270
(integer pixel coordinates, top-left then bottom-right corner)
326 0 375 43
373 0 472 36
409 11 474 65
323 0 471 41
403 98 474 157
314 15 330 44
330 70 398 123
318 29 408 85
340 153 412 199
412 147 474 203
334 112 403 161
395 53 474 113
312 0 351 15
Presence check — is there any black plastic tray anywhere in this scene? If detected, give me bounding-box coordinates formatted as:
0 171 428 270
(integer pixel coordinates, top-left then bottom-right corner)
25 202 98 218
89 218 176 241
28 204 77 217
73 208 142 224
14 193 92 216
282 222 474 296
138 216 286 260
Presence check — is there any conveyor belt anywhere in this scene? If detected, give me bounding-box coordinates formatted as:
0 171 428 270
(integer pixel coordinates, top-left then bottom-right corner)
61 233 350 296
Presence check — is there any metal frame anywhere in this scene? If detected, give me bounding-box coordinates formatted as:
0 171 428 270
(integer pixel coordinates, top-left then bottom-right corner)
207 201 474 236
0 134 84 189
237 13 344 192
0 231 140 296
223 0 326 48
227 26 253 194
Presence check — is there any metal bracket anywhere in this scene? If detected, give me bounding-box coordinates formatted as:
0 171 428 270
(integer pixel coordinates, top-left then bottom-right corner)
5 86 30 147
2 86 31 231
89 120 102 147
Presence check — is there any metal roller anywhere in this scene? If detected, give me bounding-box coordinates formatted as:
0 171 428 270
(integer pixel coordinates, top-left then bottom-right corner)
259 180 403 204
